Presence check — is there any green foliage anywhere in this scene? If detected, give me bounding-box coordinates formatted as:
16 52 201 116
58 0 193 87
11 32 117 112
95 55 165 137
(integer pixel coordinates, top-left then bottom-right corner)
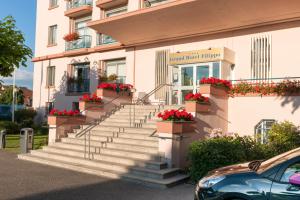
0 16 32 77
268 121 300 155
188 136 268 182
0 121 20 135
15 109 37 128
0 86 24 104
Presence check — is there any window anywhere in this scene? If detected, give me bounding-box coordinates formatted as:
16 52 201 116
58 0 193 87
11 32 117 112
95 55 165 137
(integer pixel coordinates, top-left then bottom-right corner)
46 66 55 87
105 6 127 18
181 67 193 86
48 25 57 45
67 63 90 93
45 102 54 115
251 35 272 80
255 119 275 144
72 102 79 111
280 162 300 183
105 60 126 83
49 0 58 8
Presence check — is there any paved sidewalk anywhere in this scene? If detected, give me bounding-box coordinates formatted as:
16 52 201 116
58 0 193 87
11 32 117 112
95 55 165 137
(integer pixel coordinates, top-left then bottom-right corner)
0 150 194 200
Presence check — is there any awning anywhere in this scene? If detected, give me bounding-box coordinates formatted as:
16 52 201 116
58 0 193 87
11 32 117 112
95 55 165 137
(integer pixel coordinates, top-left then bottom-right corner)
88 0 300 46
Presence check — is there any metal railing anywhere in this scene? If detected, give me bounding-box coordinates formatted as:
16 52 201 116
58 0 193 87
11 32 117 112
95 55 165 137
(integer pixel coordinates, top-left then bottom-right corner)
65 35 92 51
66 0 93 10
67 78 90 93
230 76 300 84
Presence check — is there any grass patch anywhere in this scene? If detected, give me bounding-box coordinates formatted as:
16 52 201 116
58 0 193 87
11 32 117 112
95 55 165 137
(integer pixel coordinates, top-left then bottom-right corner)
4 134 48 153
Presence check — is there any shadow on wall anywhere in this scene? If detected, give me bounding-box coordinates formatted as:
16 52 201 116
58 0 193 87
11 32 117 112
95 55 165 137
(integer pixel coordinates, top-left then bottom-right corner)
278 95 300 114
51 67 99 110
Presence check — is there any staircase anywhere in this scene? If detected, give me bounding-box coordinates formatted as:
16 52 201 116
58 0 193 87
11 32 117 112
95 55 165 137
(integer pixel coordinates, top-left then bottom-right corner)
18 105 189 188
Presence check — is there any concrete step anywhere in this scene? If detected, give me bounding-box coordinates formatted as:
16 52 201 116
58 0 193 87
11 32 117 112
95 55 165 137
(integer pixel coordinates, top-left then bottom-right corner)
42 146 164 170
99 121 156 129
92 126 156 134
18 154 189 188
51 142 161 161
61 138 158 154
68 133 158 147
27 150 179 180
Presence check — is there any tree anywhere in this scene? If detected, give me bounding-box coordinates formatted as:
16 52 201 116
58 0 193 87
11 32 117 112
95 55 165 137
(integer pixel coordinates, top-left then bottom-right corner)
0 86 24 105
0 16 32 77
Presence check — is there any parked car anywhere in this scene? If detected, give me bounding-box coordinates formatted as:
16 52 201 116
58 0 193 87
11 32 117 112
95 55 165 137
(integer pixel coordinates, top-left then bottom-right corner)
195 148 300 200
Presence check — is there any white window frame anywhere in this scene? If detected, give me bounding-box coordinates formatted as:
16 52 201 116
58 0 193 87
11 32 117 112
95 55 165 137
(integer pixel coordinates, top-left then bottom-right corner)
254 119 276 144
46 66 55 87
105 6 127 18
48 25 57 45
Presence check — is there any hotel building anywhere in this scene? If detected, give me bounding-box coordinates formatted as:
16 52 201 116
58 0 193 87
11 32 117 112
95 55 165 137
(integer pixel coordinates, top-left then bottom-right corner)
29 0 300 171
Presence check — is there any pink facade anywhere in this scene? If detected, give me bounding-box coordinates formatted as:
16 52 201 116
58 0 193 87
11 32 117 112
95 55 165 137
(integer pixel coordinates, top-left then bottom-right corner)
33 0 300 136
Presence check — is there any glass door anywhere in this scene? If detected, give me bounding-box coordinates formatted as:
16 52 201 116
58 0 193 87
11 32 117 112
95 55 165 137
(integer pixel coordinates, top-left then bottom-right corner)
172 62 221 104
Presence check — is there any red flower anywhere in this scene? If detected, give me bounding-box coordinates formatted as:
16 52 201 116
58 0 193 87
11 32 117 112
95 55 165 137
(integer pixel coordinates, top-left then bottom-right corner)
97 83 133 91
157 109 194 122
49 109 81 116
200 77 232 90
79 93 102 102
185 93 209 104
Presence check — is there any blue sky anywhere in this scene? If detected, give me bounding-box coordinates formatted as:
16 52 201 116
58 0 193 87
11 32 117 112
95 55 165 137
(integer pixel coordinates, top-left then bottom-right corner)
0 0 36 89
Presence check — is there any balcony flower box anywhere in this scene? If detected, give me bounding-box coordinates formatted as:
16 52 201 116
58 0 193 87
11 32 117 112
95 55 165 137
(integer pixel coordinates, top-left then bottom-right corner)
97 83 133 98
184 93 210 113
199 77 231 97
48 109 86 126
156 109 195 134
79 94 104 111
63 32 80 42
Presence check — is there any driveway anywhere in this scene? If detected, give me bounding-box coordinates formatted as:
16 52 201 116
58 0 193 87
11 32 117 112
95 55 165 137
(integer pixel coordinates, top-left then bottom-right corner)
0 150 194 200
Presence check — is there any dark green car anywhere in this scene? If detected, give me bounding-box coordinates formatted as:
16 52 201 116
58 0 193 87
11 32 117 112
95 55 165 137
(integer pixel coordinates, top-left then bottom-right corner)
195 148 300 200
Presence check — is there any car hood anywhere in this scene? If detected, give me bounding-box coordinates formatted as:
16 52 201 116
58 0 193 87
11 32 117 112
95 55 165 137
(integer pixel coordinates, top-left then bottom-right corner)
207 162 252 177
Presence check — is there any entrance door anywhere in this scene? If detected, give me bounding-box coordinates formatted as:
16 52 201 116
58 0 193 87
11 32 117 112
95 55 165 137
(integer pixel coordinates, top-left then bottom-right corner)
172 62 221 104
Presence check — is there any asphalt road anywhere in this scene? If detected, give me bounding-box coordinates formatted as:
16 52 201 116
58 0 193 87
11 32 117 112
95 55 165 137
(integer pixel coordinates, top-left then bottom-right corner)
0 150 194 200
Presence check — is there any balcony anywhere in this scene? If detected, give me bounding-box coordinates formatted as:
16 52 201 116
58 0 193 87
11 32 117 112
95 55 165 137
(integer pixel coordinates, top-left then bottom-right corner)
97 34 117 45
67 78 90 94
65 35 92 51
65 0 93 18
88 0 300 46
96 0 128 9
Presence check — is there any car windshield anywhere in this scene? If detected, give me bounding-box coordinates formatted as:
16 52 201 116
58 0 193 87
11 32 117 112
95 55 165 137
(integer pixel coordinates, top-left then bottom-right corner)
257 148 300 173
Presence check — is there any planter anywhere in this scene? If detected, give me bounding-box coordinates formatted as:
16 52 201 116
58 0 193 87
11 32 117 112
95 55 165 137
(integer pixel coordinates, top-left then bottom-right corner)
79 101 104 111
96 88 120 98
199 84 229 97
48 115 86 126
156 121 195 134
185 101 210 113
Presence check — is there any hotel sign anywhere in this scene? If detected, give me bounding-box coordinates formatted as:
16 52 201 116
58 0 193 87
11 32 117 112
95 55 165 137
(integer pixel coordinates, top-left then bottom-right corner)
169 48 235 65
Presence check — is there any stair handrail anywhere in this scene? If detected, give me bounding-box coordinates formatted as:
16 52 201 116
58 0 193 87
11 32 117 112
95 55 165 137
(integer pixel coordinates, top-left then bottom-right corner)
134 83 173 105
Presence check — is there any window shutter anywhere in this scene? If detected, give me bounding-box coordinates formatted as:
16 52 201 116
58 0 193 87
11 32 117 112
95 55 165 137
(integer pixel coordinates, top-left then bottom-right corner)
155 49 170 101
67 64 74 78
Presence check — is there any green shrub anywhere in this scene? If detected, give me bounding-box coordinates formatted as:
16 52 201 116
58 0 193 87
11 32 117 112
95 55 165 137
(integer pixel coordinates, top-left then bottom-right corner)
268 121 300 155
188 136 268 182
15 109 37 128
0 121 20 135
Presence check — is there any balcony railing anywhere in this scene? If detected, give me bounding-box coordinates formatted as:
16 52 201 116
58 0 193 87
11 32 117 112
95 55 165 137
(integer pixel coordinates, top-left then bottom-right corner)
65 35 92 51
97 34 117 46
143 0 170 8
66 0 93 10
67 78 90 93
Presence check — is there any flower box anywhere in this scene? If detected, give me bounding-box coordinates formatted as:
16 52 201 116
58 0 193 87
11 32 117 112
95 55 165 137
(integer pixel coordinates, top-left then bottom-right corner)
156 121 195 134
79 101 104 111
48 115 86 126
96 88 120 98
185 101 210 113
199 84 229 97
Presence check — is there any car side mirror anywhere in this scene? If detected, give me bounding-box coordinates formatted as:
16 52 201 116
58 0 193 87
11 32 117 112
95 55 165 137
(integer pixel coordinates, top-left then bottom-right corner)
289 173 300 186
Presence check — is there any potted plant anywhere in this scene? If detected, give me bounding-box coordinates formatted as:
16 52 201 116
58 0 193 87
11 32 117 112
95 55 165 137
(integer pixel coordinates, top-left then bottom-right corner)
107 74 118 83
79 93 103 111
156 109 194 134
63 32 80 42
199 77 232 97
185 93 210 113
48 109 86 126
